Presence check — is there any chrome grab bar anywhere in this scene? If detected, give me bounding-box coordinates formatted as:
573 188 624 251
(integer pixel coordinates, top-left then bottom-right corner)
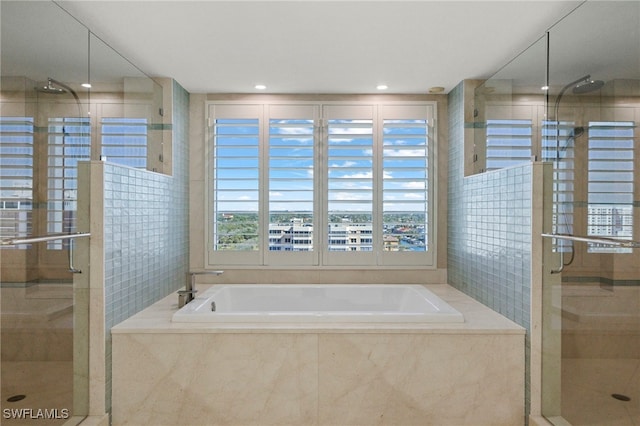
541 233 640 274
1 232 91 246
541 233 640 248
1 232 91 274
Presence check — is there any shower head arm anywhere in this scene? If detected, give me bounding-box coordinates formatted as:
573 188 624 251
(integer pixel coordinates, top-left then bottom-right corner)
553 75 590 162
553 75 590 120
47 77 81 105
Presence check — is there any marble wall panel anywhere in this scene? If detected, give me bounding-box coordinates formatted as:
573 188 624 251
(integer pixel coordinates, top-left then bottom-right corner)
112 331 524 426
112 333 318 426
318 333 524 425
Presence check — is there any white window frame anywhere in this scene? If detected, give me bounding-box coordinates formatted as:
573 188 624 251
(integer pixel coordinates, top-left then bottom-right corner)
0 116 34 248
46 116 91 249
205 100 437 269
586 118 635 254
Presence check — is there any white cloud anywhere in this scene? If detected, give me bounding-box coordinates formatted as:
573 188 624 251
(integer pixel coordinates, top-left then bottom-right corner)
402 182 425 189
331 192 372 201
384 149 426 157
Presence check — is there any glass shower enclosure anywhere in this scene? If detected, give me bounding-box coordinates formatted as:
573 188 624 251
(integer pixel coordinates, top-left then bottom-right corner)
1 3 91 424
542 3 640 425
1 2 164 424
472 2 639 424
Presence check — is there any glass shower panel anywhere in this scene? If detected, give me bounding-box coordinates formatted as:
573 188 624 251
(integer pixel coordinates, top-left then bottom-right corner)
89 33 165 174
1 2 90 424
543 2 640 425
472 35 547 176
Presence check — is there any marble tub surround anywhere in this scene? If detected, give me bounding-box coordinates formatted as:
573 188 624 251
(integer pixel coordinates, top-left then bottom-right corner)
111 284 525 425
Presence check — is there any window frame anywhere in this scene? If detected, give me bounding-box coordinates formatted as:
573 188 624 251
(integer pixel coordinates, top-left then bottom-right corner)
586 119 635 254
204 100 437 269
0 116 34 248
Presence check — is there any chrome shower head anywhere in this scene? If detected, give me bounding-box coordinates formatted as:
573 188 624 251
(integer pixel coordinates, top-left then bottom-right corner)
572 78 604 94
570 126 584 139
35 78 66 94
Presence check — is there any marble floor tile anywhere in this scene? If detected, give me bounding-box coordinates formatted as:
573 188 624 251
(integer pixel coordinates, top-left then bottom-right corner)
0 361 73 426
561 358 640 426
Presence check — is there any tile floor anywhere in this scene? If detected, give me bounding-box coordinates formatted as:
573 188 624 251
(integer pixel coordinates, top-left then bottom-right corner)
561 358 640 426
1 361 73 426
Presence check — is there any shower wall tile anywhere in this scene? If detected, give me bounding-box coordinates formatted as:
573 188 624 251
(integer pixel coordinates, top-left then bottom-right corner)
100 79 190 411
447 81 533 416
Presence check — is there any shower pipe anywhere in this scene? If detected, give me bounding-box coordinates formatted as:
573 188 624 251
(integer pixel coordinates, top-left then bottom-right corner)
542 233 640 273
32 78 88 273
1 232 91 273
551 75 605 273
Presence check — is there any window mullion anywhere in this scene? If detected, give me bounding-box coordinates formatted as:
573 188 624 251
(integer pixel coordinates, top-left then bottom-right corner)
259 105 268 264
316 114 325 263
373 106 383 264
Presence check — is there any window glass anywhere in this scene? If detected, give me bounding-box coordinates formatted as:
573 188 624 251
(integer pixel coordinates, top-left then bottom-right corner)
485 119 532 171
327 118 373 252
543 120 575 253
101 117 148 169
47 117 90 249
0 117 33 248
268 118 315 252
212 118 260 252
207 101 436 267
382 119 428 252
587 121 634 253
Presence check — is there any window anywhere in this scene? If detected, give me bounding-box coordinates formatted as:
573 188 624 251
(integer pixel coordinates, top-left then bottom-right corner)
485 119 532 171
325 105 374 263
0 117 33 248
543 120 576 253
207 101 436 268
383 118 429 253
587 121 634 253
47 117 91 249
268 105 317 265
101 117 148 169
209 104 261 265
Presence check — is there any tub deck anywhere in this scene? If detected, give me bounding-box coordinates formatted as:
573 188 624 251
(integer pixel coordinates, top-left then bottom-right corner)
114 284 521 333
111 284 525 426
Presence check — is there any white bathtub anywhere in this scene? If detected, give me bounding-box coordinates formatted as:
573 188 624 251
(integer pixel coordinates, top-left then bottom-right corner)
171 284 464 323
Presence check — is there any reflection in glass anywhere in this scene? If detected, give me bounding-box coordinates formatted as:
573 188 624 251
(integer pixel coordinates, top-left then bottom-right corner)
542 2 640 425
0 117 34 247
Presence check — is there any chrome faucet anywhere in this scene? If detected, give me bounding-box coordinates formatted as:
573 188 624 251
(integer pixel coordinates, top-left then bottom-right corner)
177 270 224 308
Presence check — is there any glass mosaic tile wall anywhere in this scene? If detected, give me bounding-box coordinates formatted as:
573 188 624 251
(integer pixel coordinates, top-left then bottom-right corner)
103 80 190 410
447 81 532 416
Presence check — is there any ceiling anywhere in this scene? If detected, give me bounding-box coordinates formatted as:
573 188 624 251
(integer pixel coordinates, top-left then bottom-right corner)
52 1 584 94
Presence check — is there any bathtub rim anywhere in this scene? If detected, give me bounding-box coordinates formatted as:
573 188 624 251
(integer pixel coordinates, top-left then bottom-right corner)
171 283 465 324
111 284 526 334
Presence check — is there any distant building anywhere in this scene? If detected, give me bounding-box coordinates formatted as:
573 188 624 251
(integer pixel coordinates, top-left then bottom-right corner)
587 205 633 238
383 235 399 251
327 223 373 252
268 222 382 252
269 221 313 251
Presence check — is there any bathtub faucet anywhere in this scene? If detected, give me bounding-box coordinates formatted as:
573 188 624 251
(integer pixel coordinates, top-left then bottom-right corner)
177 270 224 308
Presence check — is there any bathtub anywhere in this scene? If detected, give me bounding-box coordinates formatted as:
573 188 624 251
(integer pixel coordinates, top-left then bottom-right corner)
171 284 464 323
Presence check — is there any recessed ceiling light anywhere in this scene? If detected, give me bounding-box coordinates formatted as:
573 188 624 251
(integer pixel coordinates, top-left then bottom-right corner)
376 84 388 90
541 85 549 91
81 83 91 88
428 86 445 94
255 84 267 90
